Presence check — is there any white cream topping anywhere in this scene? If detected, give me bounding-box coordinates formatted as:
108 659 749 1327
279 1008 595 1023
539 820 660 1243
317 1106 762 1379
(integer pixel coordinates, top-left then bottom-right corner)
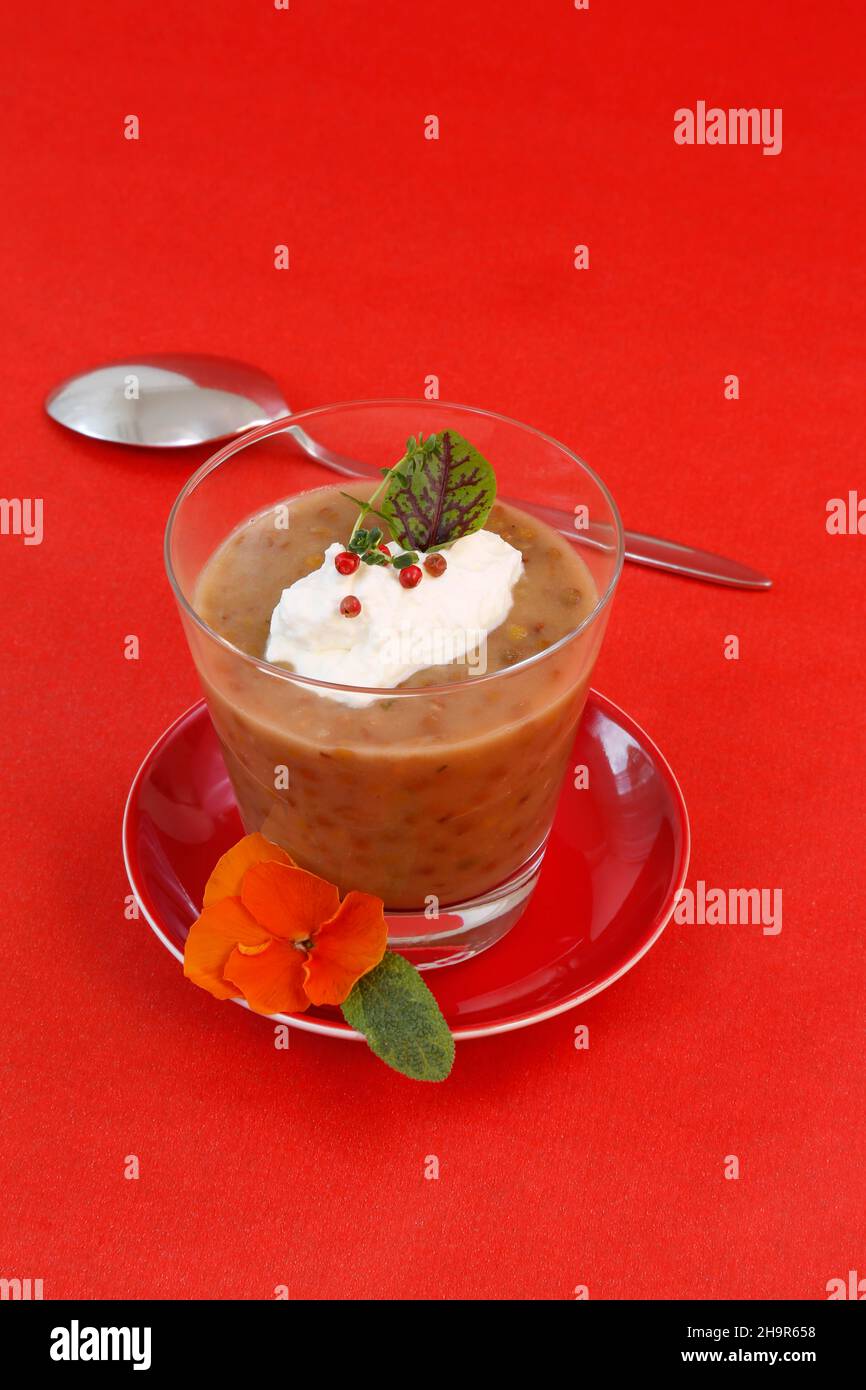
265 530 524 706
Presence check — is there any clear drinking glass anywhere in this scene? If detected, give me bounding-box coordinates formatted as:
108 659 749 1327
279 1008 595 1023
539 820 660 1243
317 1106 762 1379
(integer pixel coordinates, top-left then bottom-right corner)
165 401 623 967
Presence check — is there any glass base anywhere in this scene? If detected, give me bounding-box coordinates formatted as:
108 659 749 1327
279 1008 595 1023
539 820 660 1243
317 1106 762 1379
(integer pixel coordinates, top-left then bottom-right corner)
384 840 548 970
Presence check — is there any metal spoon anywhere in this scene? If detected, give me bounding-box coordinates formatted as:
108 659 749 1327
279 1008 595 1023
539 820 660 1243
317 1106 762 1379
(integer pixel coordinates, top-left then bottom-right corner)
45 355 772 589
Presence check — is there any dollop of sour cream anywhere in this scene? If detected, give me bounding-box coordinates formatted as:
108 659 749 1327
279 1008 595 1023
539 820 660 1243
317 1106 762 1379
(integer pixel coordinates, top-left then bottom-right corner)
265 530 524 706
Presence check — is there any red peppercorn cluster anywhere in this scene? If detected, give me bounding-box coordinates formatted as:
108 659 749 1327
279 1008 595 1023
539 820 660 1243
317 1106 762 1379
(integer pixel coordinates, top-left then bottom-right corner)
336 544 448 615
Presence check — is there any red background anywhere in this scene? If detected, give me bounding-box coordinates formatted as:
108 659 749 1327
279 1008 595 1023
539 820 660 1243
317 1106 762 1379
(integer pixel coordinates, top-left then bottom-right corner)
2 0 864 1300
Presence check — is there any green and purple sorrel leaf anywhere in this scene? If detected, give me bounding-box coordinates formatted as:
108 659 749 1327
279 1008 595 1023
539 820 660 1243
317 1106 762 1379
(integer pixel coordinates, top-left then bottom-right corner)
380 430 496 552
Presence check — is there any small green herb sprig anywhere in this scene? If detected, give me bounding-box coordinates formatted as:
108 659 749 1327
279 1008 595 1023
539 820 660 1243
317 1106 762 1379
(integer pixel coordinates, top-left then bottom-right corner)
340 433 438 570
340 521 419 571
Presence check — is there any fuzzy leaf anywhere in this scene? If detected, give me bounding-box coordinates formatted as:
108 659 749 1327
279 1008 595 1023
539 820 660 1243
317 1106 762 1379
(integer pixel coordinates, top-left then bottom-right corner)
380 430 496 552
341 952 455 1081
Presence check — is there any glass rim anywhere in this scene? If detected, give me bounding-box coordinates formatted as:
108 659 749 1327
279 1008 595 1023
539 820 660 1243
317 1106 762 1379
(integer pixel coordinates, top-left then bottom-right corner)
164 398 625 699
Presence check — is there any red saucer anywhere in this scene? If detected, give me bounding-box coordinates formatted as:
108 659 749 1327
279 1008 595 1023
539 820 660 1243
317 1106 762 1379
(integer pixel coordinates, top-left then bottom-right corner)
123 694 689 1041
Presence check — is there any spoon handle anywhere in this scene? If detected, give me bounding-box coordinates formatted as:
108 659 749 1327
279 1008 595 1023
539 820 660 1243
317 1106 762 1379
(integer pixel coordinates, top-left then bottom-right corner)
621 529 772 589
288 425 772 591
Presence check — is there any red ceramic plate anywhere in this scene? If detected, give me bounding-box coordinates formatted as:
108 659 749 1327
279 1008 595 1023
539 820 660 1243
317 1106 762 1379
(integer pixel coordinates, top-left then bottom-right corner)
123 694 689 1041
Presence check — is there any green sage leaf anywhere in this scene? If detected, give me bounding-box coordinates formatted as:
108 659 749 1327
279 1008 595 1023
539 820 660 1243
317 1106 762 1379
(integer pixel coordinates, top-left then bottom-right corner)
341 952 455 1082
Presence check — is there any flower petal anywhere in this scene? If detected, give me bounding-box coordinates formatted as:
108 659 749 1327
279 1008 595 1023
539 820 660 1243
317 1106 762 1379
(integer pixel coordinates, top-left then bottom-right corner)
223 939 309 1015
241 861 340 942
304 891 389 1007
184 898 269 1001
203 833 295 907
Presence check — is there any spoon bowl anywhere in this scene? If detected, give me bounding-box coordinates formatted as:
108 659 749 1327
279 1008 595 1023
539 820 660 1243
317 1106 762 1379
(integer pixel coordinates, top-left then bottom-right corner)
45 354 289 448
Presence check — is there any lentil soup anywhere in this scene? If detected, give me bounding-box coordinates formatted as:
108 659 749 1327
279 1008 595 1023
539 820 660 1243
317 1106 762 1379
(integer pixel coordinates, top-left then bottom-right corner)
191 485 602 907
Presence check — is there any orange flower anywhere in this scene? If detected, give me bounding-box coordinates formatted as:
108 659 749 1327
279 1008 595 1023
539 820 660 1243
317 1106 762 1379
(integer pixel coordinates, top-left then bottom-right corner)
184 833 388 1015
